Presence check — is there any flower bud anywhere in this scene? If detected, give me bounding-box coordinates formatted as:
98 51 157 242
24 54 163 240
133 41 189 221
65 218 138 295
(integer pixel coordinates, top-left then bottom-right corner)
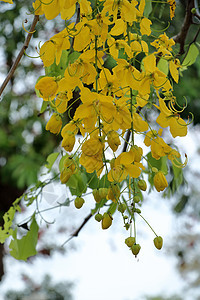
64 157 76 173
107 184 120 202
125 237 135 247
74 197 85 209
153 171 168 192
99 188 108 199
138 180 147 191
133 196 141 203
131 244 141 256
95 213 103 222
101 213 113 229
60 168 72 184
153 236 163 250
118 203 126 213
93 189 101 203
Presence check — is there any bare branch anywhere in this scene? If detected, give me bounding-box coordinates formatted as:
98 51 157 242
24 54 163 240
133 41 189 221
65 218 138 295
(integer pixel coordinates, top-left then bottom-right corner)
62 213 93 246
0 15 39 97
173 0 195 54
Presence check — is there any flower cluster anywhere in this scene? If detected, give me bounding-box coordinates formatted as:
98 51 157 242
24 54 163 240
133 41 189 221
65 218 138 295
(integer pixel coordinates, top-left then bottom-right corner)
34 0 189 255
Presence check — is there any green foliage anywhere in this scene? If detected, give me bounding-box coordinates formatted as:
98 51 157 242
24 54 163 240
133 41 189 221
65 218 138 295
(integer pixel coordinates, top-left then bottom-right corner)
9 215 39 261
45 50 69 77
0 201 21 243
182 43 199 69
66 171 88 196
45 152 60 171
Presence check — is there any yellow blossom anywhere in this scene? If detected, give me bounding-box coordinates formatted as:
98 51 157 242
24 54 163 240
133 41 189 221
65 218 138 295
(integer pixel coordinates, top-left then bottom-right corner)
40 28 70 66
107 152 143 182
46 113 62 134
61 131 75 152
140 54 172 95
156 96 187 138
35 77 58 101
168 0 176 19
107 131 121 152
1 0 13 3
74 87 116 132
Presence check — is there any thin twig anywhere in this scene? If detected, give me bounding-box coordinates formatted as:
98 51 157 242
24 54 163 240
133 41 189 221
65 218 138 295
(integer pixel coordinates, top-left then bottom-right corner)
0 15 39 97
62 213 93 246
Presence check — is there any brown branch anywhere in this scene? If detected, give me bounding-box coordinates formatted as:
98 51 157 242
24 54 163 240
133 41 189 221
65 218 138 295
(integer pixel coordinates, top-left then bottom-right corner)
172 0 195 54
0 15 39 97
62 213 93 246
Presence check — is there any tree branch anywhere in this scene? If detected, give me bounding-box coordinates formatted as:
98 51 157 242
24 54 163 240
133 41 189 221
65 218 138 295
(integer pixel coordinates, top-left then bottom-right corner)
0 15 39 97
62 213 93 246
173 0 195 54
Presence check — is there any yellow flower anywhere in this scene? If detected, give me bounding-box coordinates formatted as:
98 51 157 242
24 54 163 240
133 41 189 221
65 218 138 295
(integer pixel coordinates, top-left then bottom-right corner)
107 130 121 152
140 54 172 95
82 137 104 157
110 97 132 132
156 96 187 138
61 131 75 152
35 77 58 101
168 0 176 19
33 0 60 20
107 37 132 59
169 58 181 83
68 55 97 85
136 0 152 36
113 59 142 92
98 68 121 96
40 28 70 67
74 87 116 132
154 171 168 192
1 0 13 3
55 93 68 113
79 152 103 176
132 112 149 132
130 145 143 162
46 113 62 134
107 152 143 182
102 0 138 22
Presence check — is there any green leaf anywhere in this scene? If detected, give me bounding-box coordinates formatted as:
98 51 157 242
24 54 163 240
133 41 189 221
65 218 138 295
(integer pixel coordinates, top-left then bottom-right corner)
59 154 69 172
9 216 39 261
174 195 188 213
107 202 117 215
157 58 169 75
182 43 199 68
40 101 48 113
45 50 69 77
0 202 21 244
170 160 184 193
67 172 87 196
67 51 81 66
45 152 59 170
144 0 152 18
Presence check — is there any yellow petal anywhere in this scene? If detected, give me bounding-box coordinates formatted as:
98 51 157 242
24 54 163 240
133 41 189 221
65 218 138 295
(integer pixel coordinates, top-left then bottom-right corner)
126 164 141 178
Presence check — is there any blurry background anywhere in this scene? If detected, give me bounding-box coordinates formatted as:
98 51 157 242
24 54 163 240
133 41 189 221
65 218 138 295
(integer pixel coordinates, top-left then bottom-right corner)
0 0 200 299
